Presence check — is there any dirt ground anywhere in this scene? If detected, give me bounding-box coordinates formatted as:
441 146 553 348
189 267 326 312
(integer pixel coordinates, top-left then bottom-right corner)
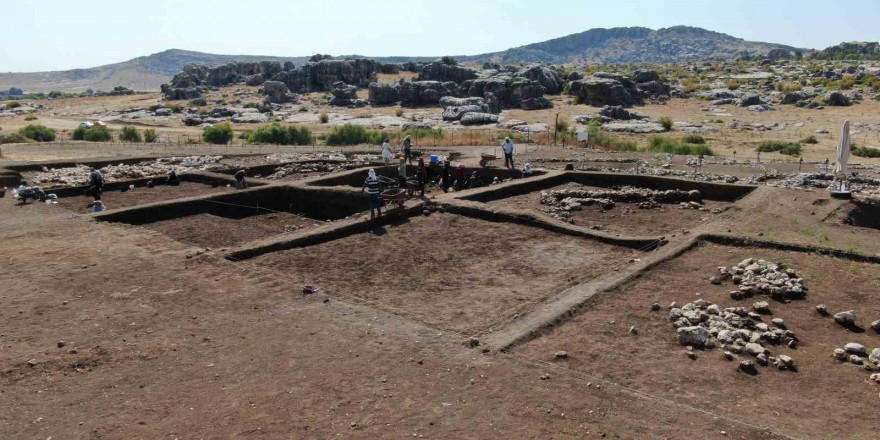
0 199 795 440
251 213 634 334
486 182 733 236
516 242 880 440
53 182 232 212
141 211 323 248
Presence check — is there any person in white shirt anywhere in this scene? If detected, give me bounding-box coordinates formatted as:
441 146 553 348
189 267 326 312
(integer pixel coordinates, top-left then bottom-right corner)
501 137 515 169
381 139 394 165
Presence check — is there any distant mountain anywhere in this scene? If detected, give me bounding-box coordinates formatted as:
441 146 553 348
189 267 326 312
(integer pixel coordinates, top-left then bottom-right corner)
812 41 880 60
0 27 810 93
0 49 308 94
459 26 806 64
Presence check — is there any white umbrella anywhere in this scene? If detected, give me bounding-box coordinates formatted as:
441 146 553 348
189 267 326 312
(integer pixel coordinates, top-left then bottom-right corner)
834 120 851 175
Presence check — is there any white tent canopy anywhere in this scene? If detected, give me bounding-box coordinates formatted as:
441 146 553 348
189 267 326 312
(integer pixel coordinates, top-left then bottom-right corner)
834 120 851 175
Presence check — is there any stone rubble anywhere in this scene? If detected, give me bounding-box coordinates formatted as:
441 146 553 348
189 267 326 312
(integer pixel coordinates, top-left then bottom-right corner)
714 258 807 302
538 186 702 223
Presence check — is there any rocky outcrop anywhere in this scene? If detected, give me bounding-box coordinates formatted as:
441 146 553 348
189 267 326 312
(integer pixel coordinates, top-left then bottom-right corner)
307 59 379 91
415 61 479 84
329 82 364 107
398 80 460 107
824 91 852 106
368 82 399 105
460 113 499 125
569 75 640 107
263 81 298 104
767 48 792 60
513 65 564 94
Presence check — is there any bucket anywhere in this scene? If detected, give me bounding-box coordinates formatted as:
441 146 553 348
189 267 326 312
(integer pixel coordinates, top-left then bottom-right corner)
430 155 438 164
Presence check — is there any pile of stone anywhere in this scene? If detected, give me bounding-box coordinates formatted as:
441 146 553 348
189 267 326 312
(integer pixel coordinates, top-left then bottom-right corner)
264 152 349 163
671 298 799 372
440 96 496 122
831 343 880 382
28 156 223 187
538 186 702 223
265 162 350 179
712 258 807 302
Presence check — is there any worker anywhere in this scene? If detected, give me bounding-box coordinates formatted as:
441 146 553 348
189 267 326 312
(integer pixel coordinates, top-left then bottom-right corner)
88 200 106 213
454 163 466 190
167 169 180 186
501 137 515 169
361 168 383 219
234 169 247 189
398 157 407 189
416 157 429 196
466 171 484 189
402 135 413 165
524 163 534 176
381 138 394 165
88 167 104 201
441 160 452 193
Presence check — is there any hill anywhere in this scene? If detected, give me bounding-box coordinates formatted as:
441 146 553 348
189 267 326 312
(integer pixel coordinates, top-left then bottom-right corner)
0 27 809 93
0 49 308 94
460 26 805 64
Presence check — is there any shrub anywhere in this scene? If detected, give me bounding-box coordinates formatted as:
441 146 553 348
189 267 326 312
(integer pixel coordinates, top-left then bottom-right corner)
646 136 715 155
143 128 158 143
247 123 313 145
48 91 63 99
203 123 233 144
24 115 37 121
0 132 29 144
325 124 385 146
243 102 260 109
800 135 818 144
19 124 56 142
682 134 706 144
556 119 570 133
757 141 801 156
5 101 21 110
85 126 112 142
852 144 880 158
120 125 142 142
587 125 638 152
659 116 673 131
395 108 404 117
319 113 329 123
440 56 458 65
724 79 741 90
166 103 182 113
775 82 802 92
402 127 442 139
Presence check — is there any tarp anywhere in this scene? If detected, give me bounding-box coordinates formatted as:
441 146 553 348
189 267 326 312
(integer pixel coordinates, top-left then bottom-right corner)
834 120 851 175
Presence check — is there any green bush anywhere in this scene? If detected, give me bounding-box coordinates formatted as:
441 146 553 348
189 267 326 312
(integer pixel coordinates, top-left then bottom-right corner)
659 116 673 131
72 126 112 142
852 145 880 158
402 127 442 139
48 91 63 99
203 123 233 144
319 113 329 123
19 124 56 142
166 103 182 113
682 134 706 144
0 132 29 144
144 128 158 143
800 135 818 144
325 124 385 146
395 108 404 117
5 101 21 110
247 123 313 145
120 125 142 142
587 125 638 152
646 136 715 155
556 119 570 133
757 141 801 156
440 56 458 65
24 115 37 121
243 102 260 109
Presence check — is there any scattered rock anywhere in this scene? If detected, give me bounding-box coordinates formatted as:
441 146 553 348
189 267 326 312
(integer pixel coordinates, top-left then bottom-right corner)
554 351 568 360
816 304 829 316
651 303 661 312
739 360 757 374
834 310 856 326
753 301 771 314
844 342 867 356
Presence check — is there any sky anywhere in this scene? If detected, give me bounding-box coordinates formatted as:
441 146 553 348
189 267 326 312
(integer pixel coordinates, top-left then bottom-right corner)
3 0 879 72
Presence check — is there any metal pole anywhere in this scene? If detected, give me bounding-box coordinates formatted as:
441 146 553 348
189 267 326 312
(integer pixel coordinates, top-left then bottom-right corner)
553 113 559 147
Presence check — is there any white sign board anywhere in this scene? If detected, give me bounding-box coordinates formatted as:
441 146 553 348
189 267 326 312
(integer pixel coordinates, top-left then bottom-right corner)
577 131 589 142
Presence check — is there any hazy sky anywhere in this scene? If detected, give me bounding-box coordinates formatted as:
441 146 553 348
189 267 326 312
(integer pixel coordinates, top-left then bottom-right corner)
3 0 879 72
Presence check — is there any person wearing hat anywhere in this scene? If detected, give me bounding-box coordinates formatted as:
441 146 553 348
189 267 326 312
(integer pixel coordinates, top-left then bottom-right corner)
361 169 383 219
501 137 515 169
88 167 105 201
402 135 413 165
234 169 248 189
